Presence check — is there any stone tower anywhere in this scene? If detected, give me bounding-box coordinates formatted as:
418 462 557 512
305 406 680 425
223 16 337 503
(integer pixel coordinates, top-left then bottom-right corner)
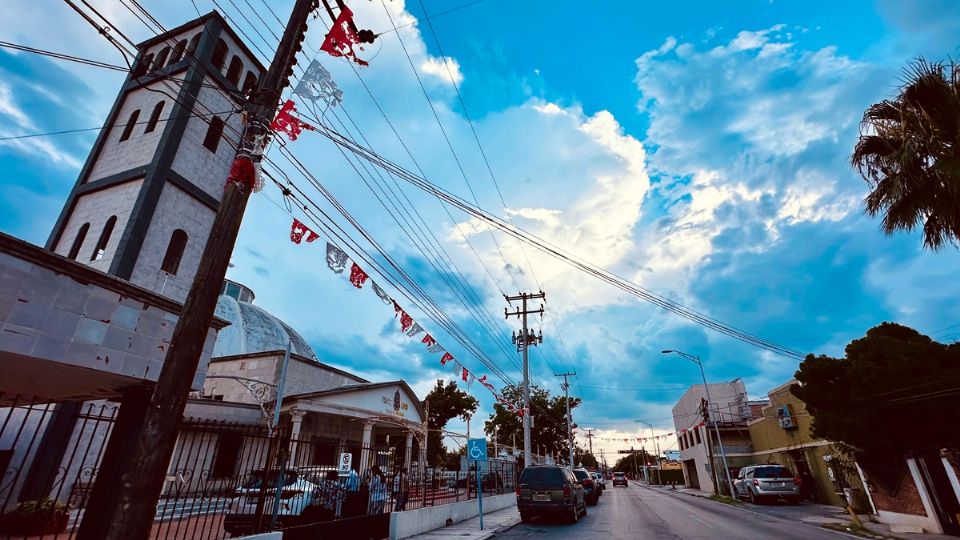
46 12 265 303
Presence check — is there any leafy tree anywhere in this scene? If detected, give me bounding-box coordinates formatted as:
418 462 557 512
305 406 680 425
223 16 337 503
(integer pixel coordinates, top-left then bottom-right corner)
851 58 960 250
793 323 960 457
613 449 650 475
425 380 477 467
573 448 599 469
484 384 581 460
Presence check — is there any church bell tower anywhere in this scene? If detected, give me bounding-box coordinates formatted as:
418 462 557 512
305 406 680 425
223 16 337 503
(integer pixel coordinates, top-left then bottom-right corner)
46 12 265 303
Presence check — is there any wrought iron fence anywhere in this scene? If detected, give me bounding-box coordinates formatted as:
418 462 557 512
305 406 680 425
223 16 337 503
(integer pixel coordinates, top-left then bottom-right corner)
0 395 516 539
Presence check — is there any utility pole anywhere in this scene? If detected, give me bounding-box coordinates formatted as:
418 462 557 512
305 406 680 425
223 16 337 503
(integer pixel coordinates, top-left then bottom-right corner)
505 291 545 470
92 2 319 537
555 372 576 469
700 398 720 494
637 419 661 485
584 428 595 456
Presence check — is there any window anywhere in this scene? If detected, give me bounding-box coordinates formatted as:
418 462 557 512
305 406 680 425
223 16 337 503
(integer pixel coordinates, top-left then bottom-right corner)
211 38 228 70
119 109 140 142
153 47 170 70
211 433 242 478
694 427 702 445
242 71 258 93
67 223 89 260
679 436 685 451
169 40 186 65
186 33 201 56
226 56 243 86
91 216 117 261
160 229 187 274
133 53 154 78
144 101 165 133
203 116 224 153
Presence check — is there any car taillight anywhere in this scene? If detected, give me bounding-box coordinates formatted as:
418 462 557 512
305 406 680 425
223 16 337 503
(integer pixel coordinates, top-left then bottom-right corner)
583 478 593 487
515 484 520 497
794 476 801 486
280 489 303 499
753 479 759 487
563 484 571 498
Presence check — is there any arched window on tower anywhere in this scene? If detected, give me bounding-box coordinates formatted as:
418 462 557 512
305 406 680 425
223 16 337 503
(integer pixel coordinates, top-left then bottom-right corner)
153 47 170 71
119 109 141 142
211 39 228 70
169 40 186 65
144 101 165 133
132 53 154 78
67 223 90 260
226 56 243 86
203 116 224 153
187 33 201 56
160 229 188 275
242 71 258 94
91 216 117 261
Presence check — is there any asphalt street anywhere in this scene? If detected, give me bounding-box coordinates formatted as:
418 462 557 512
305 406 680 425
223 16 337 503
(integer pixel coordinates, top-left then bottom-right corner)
498 483 848 540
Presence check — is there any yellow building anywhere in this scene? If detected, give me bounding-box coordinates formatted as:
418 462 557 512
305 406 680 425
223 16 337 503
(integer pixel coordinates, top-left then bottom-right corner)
747 381 868 510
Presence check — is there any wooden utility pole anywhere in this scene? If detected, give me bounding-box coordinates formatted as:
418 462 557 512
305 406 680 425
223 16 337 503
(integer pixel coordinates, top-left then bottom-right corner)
700 397 721 495
93 1 318 537
555 371 576 468
505 291 544 470
584 428 595 455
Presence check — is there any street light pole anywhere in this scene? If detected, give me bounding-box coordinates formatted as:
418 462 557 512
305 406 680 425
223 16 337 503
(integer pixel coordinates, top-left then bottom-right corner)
637 419 661 485
662 350 734 496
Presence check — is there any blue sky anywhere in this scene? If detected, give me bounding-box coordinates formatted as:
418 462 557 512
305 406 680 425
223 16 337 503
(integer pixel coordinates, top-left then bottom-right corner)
2 0 960 457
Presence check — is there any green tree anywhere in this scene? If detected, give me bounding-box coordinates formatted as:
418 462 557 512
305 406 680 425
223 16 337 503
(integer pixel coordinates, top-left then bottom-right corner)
793 323 960 457
484 384 581 460
574 448 599 469
851 58 960 250
425 380 478 467
613 449 649 475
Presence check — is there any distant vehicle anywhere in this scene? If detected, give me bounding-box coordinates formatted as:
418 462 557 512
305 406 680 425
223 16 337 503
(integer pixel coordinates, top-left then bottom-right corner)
573 468 599 505
516 465 587 523
733 465 800 504
224 469 319 535
612 471 628 487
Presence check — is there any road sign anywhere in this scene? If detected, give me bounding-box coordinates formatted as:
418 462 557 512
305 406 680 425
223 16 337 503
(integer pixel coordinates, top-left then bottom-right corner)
338 452 352 473
467 438 488 461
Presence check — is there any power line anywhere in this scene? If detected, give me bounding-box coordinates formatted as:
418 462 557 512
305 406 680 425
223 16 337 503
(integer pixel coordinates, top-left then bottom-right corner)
0 109 235 142
309 123 808 360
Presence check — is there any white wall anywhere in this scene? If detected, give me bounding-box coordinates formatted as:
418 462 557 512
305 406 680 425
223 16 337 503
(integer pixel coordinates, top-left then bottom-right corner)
388 493 515 539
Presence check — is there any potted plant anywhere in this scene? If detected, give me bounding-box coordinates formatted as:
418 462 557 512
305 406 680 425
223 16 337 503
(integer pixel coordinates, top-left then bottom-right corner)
0 498 70 535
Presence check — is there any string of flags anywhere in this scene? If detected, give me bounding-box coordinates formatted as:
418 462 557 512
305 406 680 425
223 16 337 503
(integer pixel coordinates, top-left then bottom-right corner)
288 218 524 416
594 421 706 444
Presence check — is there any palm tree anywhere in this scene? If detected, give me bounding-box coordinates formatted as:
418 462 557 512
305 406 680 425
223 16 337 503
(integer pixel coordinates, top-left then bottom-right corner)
851 58 960 250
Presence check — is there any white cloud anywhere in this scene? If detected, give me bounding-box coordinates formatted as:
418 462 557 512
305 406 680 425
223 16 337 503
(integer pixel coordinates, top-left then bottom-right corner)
420 56 463 85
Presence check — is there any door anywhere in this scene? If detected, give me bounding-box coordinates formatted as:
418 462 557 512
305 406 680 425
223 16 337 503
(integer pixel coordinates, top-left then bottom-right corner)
917 454 960 536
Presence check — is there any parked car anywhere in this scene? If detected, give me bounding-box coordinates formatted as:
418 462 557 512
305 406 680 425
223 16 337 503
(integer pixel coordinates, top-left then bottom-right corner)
592 471 606 492
573 468 599 505
516 465 587 523
224 469 319 535
733 465 800 504
612 471 628 487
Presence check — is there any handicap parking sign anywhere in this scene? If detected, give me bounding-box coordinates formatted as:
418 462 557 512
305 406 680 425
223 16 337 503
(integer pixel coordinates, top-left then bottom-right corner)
467 438 488 461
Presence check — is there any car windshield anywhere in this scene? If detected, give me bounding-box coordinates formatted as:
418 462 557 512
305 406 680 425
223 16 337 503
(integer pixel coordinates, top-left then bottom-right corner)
614 473 625 477
573 470 590 481
753 467 791 479
241 471 298 489
519 467 565 485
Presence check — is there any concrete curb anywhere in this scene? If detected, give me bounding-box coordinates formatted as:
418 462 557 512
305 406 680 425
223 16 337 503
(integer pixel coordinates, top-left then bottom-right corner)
475 515 523 540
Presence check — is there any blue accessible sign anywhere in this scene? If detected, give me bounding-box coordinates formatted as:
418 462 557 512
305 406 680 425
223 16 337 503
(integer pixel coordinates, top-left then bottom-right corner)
467 438 488 461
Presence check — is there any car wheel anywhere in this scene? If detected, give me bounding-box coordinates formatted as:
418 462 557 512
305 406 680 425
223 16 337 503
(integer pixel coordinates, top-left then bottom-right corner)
570 503 579 523
520 512 531 523
580 500 587 517
748 490 760 505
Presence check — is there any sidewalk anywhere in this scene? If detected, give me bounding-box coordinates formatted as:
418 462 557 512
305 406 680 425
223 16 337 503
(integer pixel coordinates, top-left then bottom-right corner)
644 483 949 540
407 505 520 540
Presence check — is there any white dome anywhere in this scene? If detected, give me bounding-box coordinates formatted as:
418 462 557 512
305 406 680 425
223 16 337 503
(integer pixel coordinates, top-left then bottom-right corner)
212 281 317 360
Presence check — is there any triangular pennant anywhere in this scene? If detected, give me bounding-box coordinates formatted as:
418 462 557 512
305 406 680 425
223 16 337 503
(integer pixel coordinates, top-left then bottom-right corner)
270 100 317 141
291 218 308 244
326 243 349 273
319 4 369 66
294 59 344 107
440 352 453 365
348 263 369 288
405 322 424 337
371 281 392 305
399 311 413 333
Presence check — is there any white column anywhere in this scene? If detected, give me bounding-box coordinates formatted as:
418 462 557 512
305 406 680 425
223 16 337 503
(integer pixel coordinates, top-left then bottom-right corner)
287 409 306 466
404 431 414 469
359 421 374 473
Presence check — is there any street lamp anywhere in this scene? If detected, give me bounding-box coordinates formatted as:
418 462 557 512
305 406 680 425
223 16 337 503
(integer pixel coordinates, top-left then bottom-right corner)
662 349 734 497
636 419 661 485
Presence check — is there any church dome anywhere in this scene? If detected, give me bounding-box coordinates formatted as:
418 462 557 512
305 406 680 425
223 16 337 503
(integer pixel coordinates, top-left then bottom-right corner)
212 280 318 360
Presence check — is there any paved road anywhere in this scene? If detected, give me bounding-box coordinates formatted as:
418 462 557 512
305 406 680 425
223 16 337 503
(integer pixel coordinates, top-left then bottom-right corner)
499 483 847 540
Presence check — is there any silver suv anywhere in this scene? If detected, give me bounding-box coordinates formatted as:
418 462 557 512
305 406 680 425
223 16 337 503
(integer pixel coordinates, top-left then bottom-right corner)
733 465 800 504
